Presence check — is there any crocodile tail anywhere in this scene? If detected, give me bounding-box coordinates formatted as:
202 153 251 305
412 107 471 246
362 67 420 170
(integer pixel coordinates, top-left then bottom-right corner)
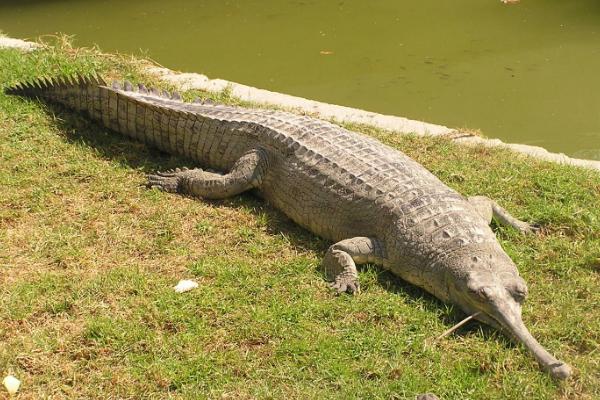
4 74 160 146
5 73 107 112
6 75 203 157
5 74 147 143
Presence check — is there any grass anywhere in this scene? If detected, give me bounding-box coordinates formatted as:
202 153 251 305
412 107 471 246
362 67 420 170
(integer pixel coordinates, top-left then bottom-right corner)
0 38 599 399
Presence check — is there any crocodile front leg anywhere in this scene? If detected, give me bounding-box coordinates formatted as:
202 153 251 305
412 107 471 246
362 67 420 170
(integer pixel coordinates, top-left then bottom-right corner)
147 148 268 199
468 196 539 234
324 237 386 295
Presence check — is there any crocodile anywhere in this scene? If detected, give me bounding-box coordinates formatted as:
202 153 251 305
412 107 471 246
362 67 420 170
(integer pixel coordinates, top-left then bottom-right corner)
5 75 571 379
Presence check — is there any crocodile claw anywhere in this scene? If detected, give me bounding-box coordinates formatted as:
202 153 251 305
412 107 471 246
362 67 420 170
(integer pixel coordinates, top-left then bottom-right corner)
147 172 180 192
516 221 541 235
153 167 190 178
329 279 360 295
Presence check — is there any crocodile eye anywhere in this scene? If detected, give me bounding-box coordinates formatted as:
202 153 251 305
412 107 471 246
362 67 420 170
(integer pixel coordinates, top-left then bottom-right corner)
506 277 528 304
465 271 494 301
509 286 528 303
467 286 487 299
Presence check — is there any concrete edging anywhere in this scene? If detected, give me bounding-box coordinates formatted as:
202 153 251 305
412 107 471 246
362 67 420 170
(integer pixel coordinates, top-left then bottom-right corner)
2 36 599 172
0 36 40 51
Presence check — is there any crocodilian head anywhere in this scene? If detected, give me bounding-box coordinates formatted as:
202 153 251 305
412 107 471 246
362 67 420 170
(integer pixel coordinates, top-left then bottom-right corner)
447 262 572 380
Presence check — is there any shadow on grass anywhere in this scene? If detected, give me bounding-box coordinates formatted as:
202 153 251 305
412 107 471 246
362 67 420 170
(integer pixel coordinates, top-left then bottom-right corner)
371 267 511 344
48 101 512 345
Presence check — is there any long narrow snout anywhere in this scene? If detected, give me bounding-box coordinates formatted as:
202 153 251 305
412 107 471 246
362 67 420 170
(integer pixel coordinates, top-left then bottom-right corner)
453 267 572 379
491 308 572 380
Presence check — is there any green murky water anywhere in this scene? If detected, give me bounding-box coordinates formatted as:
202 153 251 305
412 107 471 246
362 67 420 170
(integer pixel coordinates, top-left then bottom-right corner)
1 0 599 159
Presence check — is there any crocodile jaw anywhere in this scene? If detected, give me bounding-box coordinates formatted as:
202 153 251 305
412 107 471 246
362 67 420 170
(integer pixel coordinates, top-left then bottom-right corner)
451 275 572 380
488 300 572 380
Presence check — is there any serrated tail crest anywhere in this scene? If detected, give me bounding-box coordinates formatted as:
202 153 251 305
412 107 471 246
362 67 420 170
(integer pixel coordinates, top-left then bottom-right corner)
4 72 107 97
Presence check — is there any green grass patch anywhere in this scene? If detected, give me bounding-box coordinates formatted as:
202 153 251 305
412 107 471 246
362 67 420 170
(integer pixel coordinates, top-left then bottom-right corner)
0 38 599 399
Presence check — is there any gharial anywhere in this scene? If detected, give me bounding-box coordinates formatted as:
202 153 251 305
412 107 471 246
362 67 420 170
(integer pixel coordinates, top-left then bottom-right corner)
5 74 571 380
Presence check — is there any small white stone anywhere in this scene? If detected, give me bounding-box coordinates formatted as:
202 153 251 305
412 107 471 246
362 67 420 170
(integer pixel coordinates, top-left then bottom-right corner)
173 279 199 293
3 375 21 395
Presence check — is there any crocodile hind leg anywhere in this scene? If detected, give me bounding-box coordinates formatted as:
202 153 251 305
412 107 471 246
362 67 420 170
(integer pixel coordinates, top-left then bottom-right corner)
324 237 386 295
467 196 539 234
147 148 268 199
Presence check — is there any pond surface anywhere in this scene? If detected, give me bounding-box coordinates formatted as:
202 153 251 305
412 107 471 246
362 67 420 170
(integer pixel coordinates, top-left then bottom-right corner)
1 0 599 159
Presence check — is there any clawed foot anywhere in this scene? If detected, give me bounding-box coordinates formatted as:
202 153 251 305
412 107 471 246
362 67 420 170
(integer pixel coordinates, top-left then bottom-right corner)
515 221 541 235
147 167 190 193
329 275 360 295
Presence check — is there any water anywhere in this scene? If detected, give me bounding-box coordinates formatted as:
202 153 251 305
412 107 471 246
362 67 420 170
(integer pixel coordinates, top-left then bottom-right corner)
1 0 599 159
